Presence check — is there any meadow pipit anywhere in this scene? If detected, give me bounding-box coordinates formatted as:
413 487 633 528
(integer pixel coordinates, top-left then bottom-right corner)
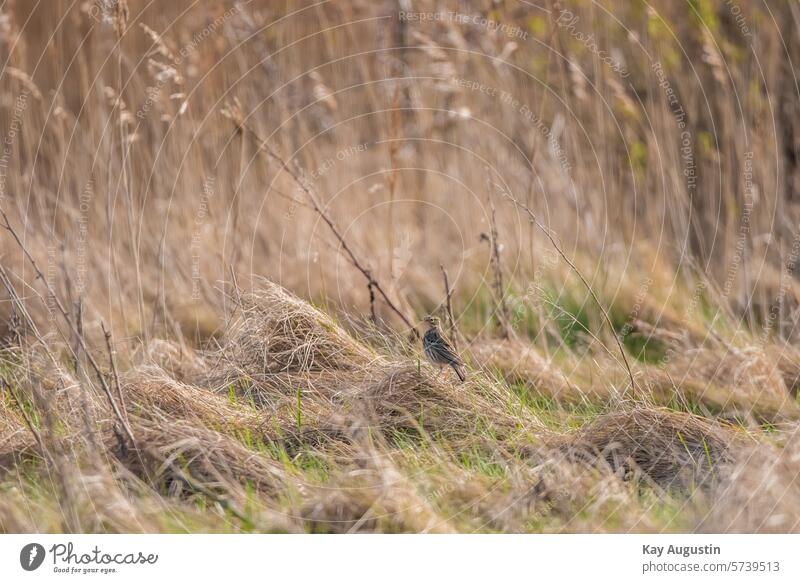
422 315 466 382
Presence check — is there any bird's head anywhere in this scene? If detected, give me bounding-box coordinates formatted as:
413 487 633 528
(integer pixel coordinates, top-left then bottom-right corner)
424 315 440 328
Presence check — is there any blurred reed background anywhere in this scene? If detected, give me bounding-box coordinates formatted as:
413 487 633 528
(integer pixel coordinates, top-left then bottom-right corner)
2 0 799 346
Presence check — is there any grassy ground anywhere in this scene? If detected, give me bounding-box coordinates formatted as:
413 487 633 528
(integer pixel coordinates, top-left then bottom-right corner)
2 0 800 532
1 281 799 533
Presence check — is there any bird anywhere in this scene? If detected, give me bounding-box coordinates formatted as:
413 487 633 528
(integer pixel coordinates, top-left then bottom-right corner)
422 315 466 382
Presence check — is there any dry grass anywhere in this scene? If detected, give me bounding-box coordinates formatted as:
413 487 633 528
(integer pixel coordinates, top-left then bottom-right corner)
1 282 796 533
1 0 800 533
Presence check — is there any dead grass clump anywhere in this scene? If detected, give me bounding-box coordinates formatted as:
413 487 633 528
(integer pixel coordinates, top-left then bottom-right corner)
219 362 527 451
122 366 360 490
344 364 529 439
645 346 800 422
126 415 288 499
561 408 737 491
220 283 379 380
122 366 272 440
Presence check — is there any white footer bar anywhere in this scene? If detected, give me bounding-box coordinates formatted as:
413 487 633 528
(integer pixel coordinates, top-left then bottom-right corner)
1 534 798 582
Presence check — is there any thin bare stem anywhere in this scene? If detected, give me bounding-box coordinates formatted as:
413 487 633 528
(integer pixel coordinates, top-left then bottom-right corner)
482 173 511 339
102 321 129 426
439 263 458 350
72 297 83 374
497 186 638 393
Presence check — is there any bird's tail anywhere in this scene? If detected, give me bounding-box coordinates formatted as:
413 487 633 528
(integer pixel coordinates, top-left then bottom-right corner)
451 363 466 382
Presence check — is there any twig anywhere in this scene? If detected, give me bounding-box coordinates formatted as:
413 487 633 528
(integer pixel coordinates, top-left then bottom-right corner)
0 209 138 447
227 264 245 325
221 102 419 338
72 297 83 374
368 282 377 322
497 185 638 393
482 173 511 338
386 85 402 281
439 263 457 350
101 321 129 426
